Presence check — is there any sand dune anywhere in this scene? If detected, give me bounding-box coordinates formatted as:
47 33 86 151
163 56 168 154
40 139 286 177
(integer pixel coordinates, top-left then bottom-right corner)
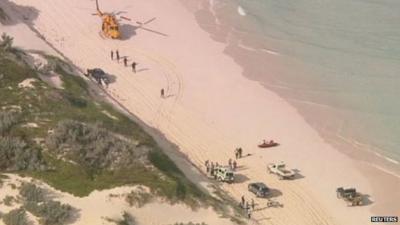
2 0 397 224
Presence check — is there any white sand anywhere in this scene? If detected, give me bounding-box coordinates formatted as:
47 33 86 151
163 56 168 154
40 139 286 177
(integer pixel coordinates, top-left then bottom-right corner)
18 78 37 88
22 122 38 128
39 72 64 89
0 175 233 225
102 110 119 120
2 0 398 225
29 52 48 71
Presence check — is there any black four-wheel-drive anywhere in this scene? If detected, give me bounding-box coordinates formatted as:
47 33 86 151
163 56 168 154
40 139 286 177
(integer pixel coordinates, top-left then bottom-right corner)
84 68 110 86
248 182 270 198
336 187 363 206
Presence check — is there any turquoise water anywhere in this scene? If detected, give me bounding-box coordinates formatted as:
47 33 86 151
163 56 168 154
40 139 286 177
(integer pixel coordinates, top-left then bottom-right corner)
211 0 400 165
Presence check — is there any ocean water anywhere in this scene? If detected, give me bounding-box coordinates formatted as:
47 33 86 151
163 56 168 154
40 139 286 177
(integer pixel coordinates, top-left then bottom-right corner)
209 0 400 168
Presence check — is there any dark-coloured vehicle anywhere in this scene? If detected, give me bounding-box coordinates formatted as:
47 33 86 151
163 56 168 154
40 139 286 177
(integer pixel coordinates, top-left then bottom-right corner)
336 187 363 206
84 68 110 86
248 182 270 197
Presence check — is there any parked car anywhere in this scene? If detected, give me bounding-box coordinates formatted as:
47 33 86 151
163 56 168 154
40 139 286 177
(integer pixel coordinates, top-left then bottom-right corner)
212 166 235 183
248 182 270 197
336 187 363 206
267 162 295 179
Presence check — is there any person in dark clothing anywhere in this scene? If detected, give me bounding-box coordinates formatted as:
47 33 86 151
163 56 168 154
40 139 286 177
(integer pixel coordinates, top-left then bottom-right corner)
111 50 114 60
160 88 165 98
251 199 255 210
116 50 120 62
233 160 237 171
131 62 137 73
241 196 245 208
123 57 128 67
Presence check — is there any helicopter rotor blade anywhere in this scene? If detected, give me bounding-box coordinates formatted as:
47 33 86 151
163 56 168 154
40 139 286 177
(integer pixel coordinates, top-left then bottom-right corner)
139 27 168 37
120 16 132 21
143 17 156 25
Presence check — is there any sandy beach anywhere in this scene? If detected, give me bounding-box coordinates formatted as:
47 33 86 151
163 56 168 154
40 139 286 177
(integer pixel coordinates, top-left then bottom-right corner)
1 0 399 224
0 174 234 225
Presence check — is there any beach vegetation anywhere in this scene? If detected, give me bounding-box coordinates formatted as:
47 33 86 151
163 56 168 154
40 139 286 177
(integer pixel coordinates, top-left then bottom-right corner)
2 195 16 206
19 182 47 203
45 120 149 171
105 211 137 225
0 33 13 52
2 207 29 225
125 187 153 208
0 110 19 135
0 136 47 171
25 200 75 225
0 38 207 207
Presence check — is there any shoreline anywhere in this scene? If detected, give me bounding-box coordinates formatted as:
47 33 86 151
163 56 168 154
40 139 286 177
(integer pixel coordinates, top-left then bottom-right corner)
181 0 400 219
184 0 400 176
3 0 399 224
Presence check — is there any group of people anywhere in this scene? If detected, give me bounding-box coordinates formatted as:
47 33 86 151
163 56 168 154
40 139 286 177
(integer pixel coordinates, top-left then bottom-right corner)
204 159 238 176
234 147 243 159
228 158 238 171
241 196 255 219
110 50 166 98
204 160 218 176
111 50 137 73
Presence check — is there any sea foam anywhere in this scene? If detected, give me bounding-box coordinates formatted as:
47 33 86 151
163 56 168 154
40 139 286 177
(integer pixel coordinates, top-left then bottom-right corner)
237 6 246 16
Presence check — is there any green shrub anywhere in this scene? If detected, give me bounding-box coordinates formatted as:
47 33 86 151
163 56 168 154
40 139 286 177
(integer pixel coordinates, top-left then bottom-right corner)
19 183 46 203
0 137 46 171
2 208 29 225
25 200 75 225
125 188 153 208
46 120 149 171
2 195 15 206
0 111 18 135
105 211 136 225
0 33 13 52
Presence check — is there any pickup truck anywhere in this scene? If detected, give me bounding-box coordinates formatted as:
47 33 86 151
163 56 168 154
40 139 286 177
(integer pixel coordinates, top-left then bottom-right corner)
267 162 295 179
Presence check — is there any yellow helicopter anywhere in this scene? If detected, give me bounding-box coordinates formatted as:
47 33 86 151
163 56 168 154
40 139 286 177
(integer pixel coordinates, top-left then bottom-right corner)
92 0 131 39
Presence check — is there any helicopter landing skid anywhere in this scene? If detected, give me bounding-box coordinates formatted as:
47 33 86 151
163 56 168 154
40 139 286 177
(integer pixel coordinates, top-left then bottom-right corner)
98 32 106 39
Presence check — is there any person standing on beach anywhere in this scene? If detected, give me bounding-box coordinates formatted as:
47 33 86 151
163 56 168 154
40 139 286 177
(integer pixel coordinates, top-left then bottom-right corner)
131 62 137 73
251 199 255 210
123 57 128 67
160 88 165 98
233 160 237 171
241 196 245 208
247 208 251 219
111 50 114 60
228 158 232 169
116 50 120 62
205 160 209 167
